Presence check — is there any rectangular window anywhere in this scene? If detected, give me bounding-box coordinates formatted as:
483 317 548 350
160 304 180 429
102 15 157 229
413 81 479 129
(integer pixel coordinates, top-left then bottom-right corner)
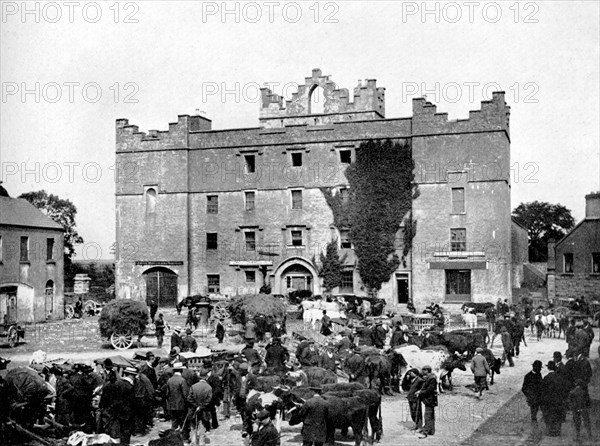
207 195 218 214
340 150 352 164
245 231 256 251
20 236 29 262
0 235 2 261
46 238 55 261
291 230 303 246
451 187 465 213
207 275 220 293
291 152 303 167
244 154 256 173
340 187 349 205
593 253 600 273
245 191 255 212
291 190 303 209
445 270 471 296
340 270 354 292
340 229 351 249
450 228 467 252
206 233 218 250
245 270 256 283
564 253 574 273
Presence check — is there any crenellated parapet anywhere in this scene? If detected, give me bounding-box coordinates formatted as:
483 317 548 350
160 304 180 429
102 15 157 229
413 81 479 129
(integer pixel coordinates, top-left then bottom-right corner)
259 68 385 127
412 92 510 137
115 115 212 152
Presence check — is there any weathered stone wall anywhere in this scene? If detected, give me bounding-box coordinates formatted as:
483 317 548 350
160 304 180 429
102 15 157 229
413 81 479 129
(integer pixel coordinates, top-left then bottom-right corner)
554 220 600 274
554 274 600 300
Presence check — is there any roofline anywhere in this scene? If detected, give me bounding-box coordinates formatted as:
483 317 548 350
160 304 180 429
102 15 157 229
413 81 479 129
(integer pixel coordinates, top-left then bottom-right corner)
554 218 600 248
0 223 65 232
511 217 529 232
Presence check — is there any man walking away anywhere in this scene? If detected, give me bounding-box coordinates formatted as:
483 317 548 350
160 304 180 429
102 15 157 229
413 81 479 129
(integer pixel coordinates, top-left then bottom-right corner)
417 365 437 439
522 360 543 423
541 361 564 437
569 379 592 441
163 363 189 431
500 326 514 367
295 389 328 446
471 347 490 397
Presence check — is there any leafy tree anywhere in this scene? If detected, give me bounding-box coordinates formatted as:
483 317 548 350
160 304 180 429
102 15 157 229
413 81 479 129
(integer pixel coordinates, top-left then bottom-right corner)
18 190 84 261
318 239 345 293
346 139 416 296
512 201 575 262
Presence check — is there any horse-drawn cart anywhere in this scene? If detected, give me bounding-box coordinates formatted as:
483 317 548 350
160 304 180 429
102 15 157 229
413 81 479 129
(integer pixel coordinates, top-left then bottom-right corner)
0 289 25 347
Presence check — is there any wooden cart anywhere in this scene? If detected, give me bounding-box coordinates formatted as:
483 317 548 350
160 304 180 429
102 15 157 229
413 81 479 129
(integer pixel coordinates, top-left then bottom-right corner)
0 288 25 347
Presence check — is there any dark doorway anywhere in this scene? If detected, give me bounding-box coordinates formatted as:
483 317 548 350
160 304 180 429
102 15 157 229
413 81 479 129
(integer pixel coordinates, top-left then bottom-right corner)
144 267 178 306
396 274 409 304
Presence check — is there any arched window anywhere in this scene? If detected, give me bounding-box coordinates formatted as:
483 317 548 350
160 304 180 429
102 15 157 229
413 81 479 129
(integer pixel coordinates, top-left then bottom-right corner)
146 188 157 214
309 85 325 115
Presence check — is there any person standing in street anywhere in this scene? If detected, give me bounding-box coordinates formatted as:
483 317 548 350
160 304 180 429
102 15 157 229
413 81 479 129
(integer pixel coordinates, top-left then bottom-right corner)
154 313 167 349
163 363 189 430
471 347 490 397
216 318 225 344
500 326 514 367
416 365 437 439
522 360 543 423
541 361 565 437
569 379 592 441
171 327 183 351
265 337 290 372
148 296 158 323
295 390 328 446
320 310 332 337
181 328 198 353
251 409 280 446
405 368 423 430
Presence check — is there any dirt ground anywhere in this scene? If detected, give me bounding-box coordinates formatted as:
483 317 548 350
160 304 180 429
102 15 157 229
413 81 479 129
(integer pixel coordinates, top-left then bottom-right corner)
1 312 598 446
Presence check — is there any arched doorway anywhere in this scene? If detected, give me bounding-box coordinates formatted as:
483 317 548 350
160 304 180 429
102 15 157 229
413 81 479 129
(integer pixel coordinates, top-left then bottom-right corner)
143 267 178 307
45 280 54 318
274 257 320 295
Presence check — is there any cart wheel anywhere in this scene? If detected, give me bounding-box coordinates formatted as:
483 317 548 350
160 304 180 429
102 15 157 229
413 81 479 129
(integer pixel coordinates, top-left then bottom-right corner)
110 332 134 350
213 302 230 319
65 305 74 319
84 300 97 317
7 326 18 348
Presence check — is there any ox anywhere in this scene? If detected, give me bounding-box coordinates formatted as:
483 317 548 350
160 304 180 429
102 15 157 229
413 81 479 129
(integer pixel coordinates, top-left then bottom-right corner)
480 348 502 385
462 311 478 328
284 367 337 387
300 300 346 330
461 302 495 314
395 345 468 393
245 389 284 435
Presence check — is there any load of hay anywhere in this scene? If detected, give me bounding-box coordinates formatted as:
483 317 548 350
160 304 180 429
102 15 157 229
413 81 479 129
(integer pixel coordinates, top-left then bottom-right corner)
99 299 149 338
228 294 287 324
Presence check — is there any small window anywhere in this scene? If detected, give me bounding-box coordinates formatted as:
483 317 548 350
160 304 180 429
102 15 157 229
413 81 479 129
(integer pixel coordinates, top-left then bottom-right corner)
146 188 157 214
0 235 3 261
245 270 256 283
446 270 471 296
244 154 256 174
207 233 218 250
245 231 256 251
291 152 303 167
245 191 255 212
340 187 349 205
340 270 353 292
20 236 29 262
451 187 465 214
340 150 352 164
46 238 55 261
207 195 218 214
207 275 220 293
564 253 574 273
593 253 600 273
291 190 303 209
291 230 303 247
340 230 351 249
450 228 466 252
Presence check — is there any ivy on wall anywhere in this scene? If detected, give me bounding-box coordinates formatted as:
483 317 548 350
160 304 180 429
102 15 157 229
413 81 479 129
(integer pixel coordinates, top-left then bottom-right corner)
318 239 347 293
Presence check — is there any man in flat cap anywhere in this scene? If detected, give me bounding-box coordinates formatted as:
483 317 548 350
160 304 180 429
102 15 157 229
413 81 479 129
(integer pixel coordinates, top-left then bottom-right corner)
181 328 198 353
470 347 490 397
234 362 257 436
185 368 213 440
251 409 280 446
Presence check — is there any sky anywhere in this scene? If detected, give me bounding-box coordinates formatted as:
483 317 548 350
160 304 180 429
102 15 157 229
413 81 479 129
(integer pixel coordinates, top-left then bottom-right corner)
1 1 599 261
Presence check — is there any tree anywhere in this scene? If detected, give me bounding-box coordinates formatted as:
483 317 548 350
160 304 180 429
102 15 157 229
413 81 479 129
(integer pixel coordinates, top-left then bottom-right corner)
18 190 84 261
345 139 416 295
512 201 575 262
318 240 345 293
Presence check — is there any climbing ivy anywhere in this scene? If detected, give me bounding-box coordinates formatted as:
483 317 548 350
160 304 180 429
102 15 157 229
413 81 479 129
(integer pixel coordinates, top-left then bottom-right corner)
318 239 346 293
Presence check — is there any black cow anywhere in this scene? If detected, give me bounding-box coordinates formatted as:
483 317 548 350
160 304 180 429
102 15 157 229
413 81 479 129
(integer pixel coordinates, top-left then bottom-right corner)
304 367 338 387
321 382 366 393
254 375 282 392
480 348 502 385
364 354 392 395
461 302 495 314
324 389 383 442
245 390 283 435
448 328 490 345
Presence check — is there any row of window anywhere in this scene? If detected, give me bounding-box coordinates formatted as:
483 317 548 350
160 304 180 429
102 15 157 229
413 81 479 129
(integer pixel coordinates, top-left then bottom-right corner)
563 253 600 273
206 230 305 251
242 149 352 174
0 236 56 262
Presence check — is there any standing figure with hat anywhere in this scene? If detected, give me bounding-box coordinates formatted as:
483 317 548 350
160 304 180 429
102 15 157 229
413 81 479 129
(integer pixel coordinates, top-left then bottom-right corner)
215 318 226 344
241 339 262 373
522 360 543 422
245 316 257 341
405 368 424 431
500 326 514 367
371 320 388 349
265 337 290 373
317 343 336 373
320 311 332 337
292 388 328 446
582 318 594 358
300 340 320 367
139 352 158 389
185 368 213 441
171 327 183 351
540 361 565 436
69 363 95 431
132 367 155 436
470 347 490 397
416 365 437 439
148 296 158 323
163 362 190 431
181 328 198 353
233 362 258 436
98 369 133 444
251 409 280 446
154 313 168 349
569 379 593 441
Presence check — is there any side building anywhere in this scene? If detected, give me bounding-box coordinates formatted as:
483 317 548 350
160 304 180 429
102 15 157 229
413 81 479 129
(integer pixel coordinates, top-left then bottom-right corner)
115 69 519 311
0 195 65 323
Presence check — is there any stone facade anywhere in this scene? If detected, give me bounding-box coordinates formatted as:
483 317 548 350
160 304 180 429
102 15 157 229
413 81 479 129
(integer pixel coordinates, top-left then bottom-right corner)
115 69 519 311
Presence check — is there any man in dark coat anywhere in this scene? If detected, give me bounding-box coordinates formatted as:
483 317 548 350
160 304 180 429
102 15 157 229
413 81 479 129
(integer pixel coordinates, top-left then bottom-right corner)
241 339 262 372
417 365 437 438
99 369 135 445
390 321 406 348
181 328 198 353
317 344 336 372
371 321 387 349
264 337 289 372
163 363 189 430
582 319 594 357
569 379 592 441
541 361 564 436
53 367 74 426
206 367 223 430
299 340 320 367
171 327 183 351
522 360 543 422
69 364 95 430
344 347 367 385
297 391 328 446
139 352 158 389
233 363 257 435
500 327 514 367
131 368 154 435
320 311 332 336
148 296 158 323
510 317 526 357
405 368 424 430
215 319 226 344
251 409 280 446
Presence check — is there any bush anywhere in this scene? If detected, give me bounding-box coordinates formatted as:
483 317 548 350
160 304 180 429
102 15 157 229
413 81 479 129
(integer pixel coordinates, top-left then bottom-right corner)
228 294 287 324
99 299 149 338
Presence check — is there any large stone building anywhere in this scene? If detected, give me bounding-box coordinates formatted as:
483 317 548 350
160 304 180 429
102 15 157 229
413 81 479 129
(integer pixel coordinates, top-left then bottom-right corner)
0 195 65 323
115 69 521 311
547 192 600 301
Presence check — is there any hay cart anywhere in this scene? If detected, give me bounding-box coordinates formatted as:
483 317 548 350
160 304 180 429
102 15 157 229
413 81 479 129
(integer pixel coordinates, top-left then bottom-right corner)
108 323 172 350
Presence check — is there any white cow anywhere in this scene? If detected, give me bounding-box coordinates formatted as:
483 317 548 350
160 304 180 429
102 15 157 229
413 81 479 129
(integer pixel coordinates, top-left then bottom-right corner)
395 345 467 393
462 311 478 329
301 300 346 329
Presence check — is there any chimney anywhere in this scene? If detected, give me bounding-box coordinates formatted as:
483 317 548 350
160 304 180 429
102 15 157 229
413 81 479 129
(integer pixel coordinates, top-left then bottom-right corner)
585 192 600 219
547 239 556 272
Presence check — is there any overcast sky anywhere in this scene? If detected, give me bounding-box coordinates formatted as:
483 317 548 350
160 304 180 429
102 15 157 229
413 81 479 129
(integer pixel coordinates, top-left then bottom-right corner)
1 1 599 260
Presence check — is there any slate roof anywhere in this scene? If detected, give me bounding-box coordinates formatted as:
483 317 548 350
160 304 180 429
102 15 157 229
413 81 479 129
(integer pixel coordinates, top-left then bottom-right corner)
0 196 64 230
